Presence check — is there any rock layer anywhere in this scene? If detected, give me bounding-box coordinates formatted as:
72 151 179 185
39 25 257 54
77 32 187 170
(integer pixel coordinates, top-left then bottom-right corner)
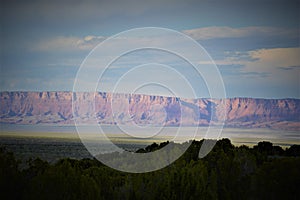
0 92 299 130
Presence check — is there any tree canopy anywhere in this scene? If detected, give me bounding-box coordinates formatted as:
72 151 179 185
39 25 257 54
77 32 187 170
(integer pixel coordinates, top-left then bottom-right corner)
1 139 299 200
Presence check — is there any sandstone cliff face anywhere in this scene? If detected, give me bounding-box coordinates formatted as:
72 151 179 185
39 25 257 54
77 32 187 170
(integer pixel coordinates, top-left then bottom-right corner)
0 92 299 130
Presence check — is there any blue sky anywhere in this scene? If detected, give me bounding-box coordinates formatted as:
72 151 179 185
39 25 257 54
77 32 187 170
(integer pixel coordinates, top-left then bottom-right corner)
1 0 299 98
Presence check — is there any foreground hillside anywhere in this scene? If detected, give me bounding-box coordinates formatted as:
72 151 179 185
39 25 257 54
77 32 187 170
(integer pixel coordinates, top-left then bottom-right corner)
0 91 299 130
1 139 300 200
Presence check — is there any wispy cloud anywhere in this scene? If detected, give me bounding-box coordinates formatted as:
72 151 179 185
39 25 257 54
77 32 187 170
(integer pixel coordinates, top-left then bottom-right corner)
32 34 173 52
247 47 300 71
32 26 299 53
216 47 300 72
32 35 106 52
215 46 300 92
183 26 298 40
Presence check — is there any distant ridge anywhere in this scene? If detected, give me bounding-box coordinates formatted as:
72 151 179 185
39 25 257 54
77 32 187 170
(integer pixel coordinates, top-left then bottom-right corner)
0 91 299 130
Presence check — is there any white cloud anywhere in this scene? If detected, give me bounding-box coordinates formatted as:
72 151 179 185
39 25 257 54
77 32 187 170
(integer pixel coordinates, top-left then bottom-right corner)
33 36 79 51
33 35 106 52
211 47 300 98
183 26 298 40
33 26 298 53
32 34 173 52
84 36 96 41
215 47 299 69
77 36 106 50
216 47 300 86
244 48 300 85
247 48 300 71
31 30 300 90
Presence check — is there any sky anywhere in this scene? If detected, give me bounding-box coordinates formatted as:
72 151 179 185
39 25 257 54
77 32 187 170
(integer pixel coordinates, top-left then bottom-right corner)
1 0 299 98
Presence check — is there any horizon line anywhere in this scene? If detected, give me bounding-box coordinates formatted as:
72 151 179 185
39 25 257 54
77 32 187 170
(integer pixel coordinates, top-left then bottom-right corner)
0 90 299 100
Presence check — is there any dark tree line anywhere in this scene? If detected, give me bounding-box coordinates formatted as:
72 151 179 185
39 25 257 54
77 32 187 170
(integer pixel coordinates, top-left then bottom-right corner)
1 139 300 200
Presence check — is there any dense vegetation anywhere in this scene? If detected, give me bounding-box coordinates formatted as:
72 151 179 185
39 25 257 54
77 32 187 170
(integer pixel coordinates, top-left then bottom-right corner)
1 139 300 200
